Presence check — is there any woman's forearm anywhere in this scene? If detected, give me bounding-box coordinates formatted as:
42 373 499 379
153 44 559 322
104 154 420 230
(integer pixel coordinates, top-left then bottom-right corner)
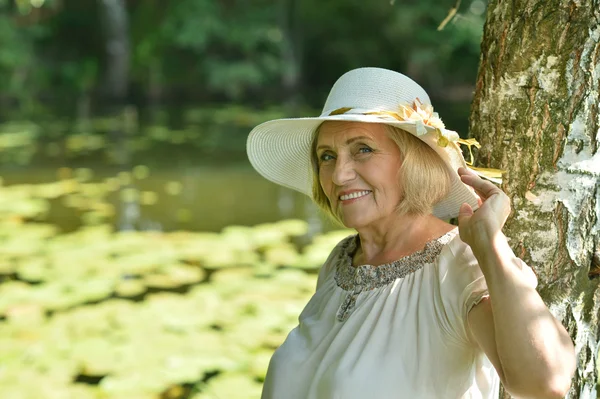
470 229 576 398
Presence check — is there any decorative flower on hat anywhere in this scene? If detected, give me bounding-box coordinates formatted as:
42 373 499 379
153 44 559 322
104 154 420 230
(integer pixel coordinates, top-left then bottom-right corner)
397 98 445 131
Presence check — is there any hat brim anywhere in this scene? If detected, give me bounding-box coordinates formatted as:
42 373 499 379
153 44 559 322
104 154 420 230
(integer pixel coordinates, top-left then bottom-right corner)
247 113 479 220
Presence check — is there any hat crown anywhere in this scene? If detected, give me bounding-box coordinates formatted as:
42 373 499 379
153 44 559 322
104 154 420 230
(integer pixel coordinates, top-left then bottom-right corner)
321 67 431 116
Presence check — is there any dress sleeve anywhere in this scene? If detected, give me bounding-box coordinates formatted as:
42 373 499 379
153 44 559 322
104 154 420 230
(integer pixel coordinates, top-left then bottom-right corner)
438 241 489 345
438 238 538 346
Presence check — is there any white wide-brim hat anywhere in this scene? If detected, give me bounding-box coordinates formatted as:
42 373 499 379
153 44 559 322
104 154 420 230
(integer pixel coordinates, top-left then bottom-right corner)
247 67 488 220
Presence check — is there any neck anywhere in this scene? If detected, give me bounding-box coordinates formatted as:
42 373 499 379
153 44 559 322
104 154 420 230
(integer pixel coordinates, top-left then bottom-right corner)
353 213 454 266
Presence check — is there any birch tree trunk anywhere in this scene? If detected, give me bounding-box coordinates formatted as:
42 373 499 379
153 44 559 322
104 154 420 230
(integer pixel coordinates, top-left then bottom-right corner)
470 1 600 397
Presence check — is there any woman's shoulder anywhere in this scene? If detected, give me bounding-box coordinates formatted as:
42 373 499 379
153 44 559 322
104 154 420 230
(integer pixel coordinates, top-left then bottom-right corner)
434 229 482 283
415 225 467 266
438 228 475 262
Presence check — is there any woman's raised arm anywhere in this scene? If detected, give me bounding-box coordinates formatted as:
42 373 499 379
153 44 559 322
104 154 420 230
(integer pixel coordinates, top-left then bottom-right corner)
458 167 576 399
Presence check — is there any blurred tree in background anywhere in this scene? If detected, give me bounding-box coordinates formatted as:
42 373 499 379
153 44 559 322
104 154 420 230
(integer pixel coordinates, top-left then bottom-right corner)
0 0 487 122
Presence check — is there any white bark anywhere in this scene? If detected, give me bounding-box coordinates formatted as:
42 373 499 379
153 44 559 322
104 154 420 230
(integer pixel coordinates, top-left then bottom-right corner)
470 1 600 397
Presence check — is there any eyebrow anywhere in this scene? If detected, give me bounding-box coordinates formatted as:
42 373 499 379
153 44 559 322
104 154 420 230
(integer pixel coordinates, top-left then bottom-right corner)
316 135 371 151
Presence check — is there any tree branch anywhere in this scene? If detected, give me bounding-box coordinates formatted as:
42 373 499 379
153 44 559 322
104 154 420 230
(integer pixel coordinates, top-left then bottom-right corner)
437 0 462 31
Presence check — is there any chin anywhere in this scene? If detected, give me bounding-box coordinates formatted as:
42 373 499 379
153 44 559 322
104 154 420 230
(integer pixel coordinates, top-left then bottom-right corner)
339 214 375 230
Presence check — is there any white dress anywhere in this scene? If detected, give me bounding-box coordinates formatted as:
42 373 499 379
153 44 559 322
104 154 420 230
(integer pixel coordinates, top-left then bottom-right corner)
261 228 537 399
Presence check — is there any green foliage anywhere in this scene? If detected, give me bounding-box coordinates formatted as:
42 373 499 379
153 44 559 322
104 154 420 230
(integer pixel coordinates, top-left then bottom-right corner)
299 0 486 102
0 10 47 106
14 0 47 15
0 0 488 110
130 0 282 99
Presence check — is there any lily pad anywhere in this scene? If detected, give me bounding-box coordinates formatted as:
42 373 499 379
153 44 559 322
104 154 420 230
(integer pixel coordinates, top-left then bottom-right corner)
114 280 146 298
273 219 309 237
263 244 300 267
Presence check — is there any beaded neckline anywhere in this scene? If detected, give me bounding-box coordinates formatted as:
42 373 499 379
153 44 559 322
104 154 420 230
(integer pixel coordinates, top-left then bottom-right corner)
333 228 458 321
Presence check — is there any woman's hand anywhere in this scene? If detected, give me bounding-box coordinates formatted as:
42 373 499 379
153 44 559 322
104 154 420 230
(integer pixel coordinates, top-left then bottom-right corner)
456 167 511 250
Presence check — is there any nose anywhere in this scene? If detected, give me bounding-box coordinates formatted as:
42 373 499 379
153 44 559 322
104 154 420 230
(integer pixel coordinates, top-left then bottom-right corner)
331 156 356 186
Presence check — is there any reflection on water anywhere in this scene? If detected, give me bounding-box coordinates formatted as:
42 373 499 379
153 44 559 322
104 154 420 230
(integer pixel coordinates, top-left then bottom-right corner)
2 164 337 234
0 107 348 235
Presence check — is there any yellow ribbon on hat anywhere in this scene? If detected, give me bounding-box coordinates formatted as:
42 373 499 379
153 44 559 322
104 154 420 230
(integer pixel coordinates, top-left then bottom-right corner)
328 99 505 184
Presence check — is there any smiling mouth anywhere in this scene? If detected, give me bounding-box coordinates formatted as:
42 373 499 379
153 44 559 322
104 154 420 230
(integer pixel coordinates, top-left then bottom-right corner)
339 190 372 201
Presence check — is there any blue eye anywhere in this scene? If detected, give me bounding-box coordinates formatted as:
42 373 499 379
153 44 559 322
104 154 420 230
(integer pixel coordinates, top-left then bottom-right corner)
319 153 334 162
358 146 372 153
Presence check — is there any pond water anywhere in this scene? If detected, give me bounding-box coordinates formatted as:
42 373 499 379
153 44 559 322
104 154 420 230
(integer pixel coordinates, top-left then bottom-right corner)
2 163 335 233
0 107 340 235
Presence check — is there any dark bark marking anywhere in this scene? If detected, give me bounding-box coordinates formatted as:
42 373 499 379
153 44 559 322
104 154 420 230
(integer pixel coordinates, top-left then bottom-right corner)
552 123 566 168
526 103 549 191
516 239 527 259
554 201 570 284
541 103 551 132
589 100 598 154
495 22 510 90
563 50 585 128
557 19 571 51
527 75 538 109
590 251 600 280
588 40 600 153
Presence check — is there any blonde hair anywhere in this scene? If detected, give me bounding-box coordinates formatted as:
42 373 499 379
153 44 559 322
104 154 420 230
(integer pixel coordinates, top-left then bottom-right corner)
310 124 451 224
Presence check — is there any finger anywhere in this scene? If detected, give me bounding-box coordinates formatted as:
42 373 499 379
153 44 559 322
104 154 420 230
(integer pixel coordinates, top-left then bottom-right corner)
474 188 492 203
457 166 476 176
458 167 505 203
457 167 481 179
459 170 511 221
457 202 473 226
463 178 489 201
460 172 501 199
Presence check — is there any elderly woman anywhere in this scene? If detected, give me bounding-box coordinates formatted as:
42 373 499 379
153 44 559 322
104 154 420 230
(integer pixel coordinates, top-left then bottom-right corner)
246 68 575 399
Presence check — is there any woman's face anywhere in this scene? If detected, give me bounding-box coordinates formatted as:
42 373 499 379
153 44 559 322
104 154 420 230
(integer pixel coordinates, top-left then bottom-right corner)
316 121 404 229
